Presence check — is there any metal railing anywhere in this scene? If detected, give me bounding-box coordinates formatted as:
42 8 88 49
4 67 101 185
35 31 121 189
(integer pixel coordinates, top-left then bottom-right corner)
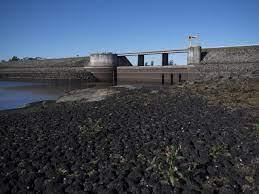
118 49 188 56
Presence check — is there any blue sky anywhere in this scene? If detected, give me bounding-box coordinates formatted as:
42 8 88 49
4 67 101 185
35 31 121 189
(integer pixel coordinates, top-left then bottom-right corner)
0 0 259 64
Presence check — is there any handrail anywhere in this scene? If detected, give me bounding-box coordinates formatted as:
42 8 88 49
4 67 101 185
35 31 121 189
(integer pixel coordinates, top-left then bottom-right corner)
118 49 188 56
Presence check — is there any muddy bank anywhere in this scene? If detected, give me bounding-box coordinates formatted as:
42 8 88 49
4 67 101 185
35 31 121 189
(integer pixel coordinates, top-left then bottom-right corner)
0 82 259 193
56 85 143 103
57 88 120 103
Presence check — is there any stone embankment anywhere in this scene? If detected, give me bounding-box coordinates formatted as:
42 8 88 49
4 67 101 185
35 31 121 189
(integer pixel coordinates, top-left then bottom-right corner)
196 45 259 80
0 57 96 81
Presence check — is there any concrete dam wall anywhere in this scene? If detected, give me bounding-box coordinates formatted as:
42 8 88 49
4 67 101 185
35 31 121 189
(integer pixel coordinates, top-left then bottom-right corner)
117 45 259 83
195 45 259 80
117 66 198 84
0 45 258 83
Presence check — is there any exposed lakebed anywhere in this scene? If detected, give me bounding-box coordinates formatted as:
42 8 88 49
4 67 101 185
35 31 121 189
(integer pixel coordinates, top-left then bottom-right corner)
0 82 258 193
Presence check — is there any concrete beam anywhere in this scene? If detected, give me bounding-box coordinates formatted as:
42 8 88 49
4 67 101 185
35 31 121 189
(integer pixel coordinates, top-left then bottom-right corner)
162 53 168 66
138 55 144 66
118 49 188 56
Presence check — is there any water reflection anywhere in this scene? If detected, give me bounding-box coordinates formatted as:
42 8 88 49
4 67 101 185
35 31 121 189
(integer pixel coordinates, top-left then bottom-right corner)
0 79 109 110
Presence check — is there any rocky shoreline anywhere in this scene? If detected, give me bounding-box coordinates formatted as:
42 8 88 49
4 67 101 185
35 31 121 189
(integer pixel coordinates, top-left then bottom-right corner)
0 81 258 193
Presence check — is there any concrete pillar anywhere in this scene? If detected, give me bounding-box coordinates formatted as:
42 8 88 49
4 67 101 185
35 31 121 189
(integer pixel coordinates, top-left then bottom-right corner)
187 46 201 64
162 53 168 66
138 55 144 66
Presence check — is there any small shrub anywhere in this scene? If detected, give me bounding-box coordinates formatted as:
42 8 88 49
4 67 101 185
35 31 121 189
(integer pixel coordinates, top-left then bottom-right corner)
148 145 185 187
57 168 68 175
209 144 227 159
165 145 185 186
79 118 103 138
9 56 20 61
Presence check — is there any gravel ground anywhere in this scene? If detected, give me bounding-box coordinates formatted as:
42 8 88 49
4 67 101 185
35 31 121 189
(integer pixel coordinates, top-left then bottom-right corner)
0 85 259 193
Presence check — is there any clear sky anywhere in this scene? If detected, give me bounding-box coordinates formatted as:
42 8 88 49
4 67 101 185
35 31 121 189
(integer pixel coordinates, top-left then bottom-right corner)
0 0 259 64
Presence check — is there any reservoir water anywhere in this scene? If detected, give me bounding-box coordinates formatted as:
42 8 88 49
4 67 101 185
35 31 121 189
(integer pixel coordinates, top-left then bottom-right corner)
0 80 101 110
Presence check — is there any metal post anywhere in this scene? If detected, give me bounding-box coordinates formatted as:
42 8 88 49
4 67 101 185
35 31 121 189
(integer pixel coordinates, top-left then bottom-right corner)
170 74 173 85
179 73 182 83
162 74 164 85
113 67 117 86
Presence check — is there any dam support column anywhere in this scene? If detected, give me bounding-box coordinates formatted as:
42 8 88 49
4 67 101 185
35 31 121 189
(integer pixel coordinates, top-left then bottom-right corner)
162 53 168 66
187 46 201 64
138 55 144 66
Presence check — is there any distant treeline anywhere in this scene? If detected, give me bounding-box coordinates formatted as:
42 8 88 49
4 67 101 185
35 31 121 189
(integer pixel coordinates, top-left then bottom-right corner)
0 56 45 63
1 55 83 63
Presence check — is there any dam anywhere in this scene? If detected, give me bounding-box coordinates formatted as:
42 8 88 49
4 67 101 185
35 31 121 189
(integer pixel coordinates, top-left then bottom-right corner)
0 45 258 84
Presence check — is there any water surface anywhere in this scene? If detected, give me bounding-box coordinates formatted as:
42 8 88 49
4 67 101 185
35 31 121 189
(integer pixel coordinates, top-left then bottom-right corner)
0 80 101 110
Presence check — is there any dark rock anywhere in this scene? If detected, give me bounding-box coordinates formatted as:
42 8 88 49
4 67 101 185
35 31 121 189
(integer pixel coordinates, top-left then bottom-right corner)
0 87 258 193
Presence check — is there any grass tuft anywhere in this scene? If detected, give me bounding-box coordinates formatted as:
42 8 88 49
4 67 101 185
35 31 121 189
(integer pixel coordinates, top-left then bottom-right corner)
209 144 227 159
79 118 103 138
148 145 185 187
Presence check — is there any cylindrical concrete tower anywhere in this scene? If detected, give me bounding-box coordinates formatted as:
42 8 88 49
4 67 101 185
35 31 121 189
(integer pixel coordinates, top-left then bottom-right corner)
89 53 118 67
85 53 118 83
